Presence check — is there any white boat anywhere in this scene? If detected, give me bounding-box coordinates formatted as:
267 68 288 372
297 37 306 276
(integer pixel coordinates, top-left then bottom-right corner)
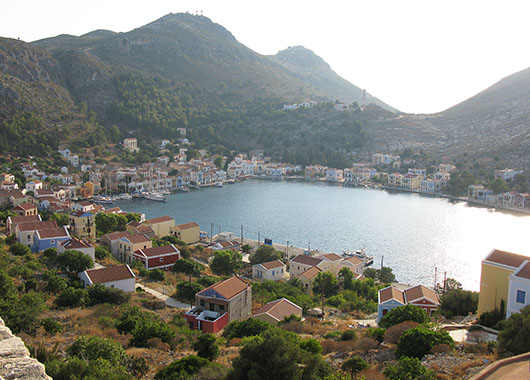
180 187 190 192
215 181 223 187
228 179 236 184
144 192 166 202
120 193 133 200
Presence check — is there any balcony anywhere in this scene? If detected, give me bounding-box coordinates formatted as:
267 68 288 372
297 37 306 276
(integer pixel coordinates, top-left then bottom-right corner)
184 308 229 333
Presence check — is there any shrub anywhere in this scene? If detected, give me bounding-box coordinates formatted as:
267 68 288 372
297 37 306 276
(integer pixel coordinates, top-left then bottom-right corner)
46 274 67 294
10 243 31 256
498 305 530 355
56 250 94 273
383 321 419 344
366 327 385 343
127 355 150 378
354 337 380 353
323 331 341 340
55 287 88 308
154 356 211 380
342 355 368 374
98 316 117 329
440 289 478 317
176 281 203 304
210 249 243 275
87 284 130 306
379 304 429 329
130 320 176 347
41 318 62 335
43 248 58 260
396 327 454 359
172 258 203 277
194 333 219 360
384 356 436 380
223 318 273 340
299 338 322 355
95 246 111 260
146 268 166 281
478 309 504 328
68 336 127 366
1 291 46 334
340 330 357 341
249 245 282 265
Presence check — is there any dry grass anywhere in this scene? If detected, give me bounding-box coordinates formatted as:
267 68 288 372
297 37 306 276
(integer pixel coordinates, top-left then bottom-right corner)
430 343 453 354
354 368 387 380
451 359 485 377
321 339 357 354
383 321 419 344
353 337 379 354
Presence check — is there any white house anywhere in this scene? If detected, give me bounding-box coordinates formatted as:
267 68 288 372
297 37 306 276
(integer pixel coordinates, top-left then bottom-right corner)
58 237 95 261
252 260 286 281
507 260 530 317
79 265 136 292
326 168 343 182
25 180 43 192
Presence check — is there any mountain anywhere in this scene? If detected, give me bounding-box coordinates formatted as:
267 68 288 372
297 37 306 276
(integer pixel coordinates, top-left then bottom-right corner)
272 46 397 111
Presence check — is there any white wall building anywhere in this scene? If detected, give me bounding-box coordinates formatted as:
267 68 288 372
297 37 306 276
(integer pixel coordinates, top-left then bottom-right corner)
79 265 136 292
507 260 530 317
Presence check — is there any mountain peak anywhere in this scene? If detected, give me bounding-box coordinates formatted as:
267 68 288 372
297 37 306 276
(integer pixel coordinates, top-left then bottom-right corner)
275 45 331 71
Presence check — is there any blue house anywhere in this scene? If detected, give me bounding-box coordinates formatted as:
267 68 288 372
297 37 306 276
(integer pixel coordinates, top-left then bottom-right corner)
377 286 406 323
32 227 71 252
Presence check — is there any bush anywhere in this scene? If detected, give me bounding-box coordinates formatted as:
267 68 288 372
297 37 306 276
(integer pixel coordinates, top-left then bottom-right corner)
10 243 31 256
46 274 67 294
478 309 504 328
342 355 368 374
146 269 166 282
299 338 322 355
43 248 58 260
340 330 357 341
384 356 436 380
210 250 242 275
249 245 282 265
194 333 219 360
323 331 341 340
172 258 203 277
379 304 429 328
1 291 46 334
68 336 127 366
396 327 454 359
55 287 88 308
176 281 203 304
354 337 380 354
57 250 94 273
154 356 211 380
41 318 62 335
440 289 478 317
87 284 130 306
95 246 111 260
383 321 419 344
223 318 273 340
366 327 385 343
498 305 530 355
130 319 176 347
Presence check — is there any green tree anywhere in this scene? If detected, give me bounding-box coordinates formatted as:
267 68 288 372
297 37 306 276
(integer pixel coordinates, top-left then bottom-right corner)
490 178 509 194
194 333 219 360
440 289 478 317
55 287 89 308
172 258 203 281
9 243 31 256
250 245 282 265
223 318 273 340
363 267 377 279
176 281 203 306
498 305 530 355
339 267 354 290
396 326 454 359
50 213 70 227
377 267 396 283
384 356 436 380
95 246 111 260
87 284 130 306
154 356 210 380
210 250 242 275
313 272 338 298
1 291 46 334
130 319 176 347
241 244 252 253
46 274 68 294
57 250 94 273
228 328 330 380
68 336 128 367
379 304 429 329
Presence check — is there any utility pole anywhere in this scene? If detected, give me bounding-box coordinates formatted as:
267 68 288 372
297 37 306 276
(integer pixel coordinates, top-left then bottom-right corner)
241 225 244 246
308 238 311 251
258 231 260 245
434 267 438 291
286 240 289 258
210 223 213 244
443 271 447 294
380 255 384 270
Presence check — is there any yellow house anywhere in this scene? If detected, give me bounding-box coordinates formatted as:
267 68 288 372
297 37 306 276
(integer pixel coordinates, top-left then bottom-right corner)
118 233 152 264
69 211 96 240
170 222 200 244
142 216 175 238
297 266 322 295
477 249 530 316
79 182 95 198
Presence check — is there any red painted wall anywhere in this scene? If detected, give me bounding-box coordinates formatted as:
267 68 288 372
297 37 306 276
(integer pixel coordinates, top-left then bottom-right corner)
202 312 229 333
147 253 179 270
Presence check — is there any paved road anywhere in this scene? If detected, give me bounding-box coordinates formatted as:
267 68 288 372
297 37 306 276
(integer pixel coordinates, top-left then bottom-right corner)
136 283 191 310
480 360 530 380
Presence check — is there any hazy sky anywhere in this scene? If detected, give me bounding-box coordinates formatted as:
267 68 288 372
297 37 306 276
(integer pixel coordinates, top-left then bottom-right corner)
3 0 530 113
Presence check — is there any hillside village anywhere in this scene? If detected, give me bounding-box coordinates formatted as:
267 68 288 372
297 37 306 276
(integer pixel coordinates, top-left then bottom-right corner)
0 137 530 379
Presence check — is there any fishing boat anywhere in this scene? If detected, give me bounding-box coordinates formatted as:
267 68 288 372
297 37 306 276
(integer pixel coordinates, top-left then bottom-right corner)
343 248 374 267
228 179 236 184
215 181 223 187
144 192 166 202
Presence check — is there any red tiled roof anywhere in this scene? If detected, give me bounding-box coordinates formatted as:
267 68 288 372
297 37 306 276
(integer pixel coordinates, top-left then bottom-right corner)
404 285 440 304
19 220 57 231
86 265 135 284
61 237 92 249
379 286 405 304
485 249 530 268
253 298 302 322
37 227 69 238
514 261 530 280
198 276 249 300
176 222 199 230
343 256 363 265
300 266 321 280
144 215 174 224
123 234 151 244
258 260 285 270
13 203 35 211
135 244 179 258
102 231 131 241
319 253 342 262
9 215 41 224
291 255 323 267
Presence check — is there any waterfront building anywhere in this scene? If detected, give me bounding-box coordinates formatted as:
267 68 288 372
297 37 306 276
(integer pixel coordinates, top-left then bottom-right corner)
401 174 422 190
141 215 175 238
289 255 331 278
170 222 200 244
184 276 252 333
388 173 403 187
478 249 530 317
494 169 524 182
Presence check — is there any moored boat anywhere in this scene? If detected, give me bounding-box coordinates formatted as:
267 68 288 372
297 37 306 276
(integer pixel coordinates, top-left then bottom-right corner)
343 248 374 267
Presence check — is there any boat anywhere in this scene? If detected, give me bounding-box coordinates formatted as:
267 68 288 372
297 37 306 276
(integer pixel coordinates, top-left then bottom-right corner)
180 187 190 192
144 192 166 202
343 248 374 267
132 192 145 199
215 181 223 188
120 193 133 200
228 179 236 184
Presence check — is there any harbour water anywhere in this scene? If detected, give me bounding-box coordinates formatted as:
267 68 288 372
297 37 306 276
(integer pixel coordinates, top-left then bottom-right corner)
114 180 530 291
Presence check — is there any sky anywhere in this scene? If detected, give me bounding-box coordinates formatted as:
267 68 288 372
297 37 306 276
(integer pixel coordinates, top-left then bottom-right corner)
3 0 530 114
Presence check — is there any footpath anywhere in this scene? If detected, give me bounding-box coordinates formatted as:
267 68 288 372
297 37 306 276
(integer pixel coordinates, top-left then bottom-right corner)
136 283 191 310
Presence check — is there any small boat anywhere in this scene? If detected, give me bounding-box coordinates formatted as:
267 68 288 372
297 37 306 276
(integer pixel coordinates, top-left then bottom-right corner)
132 192 145 199
180 187 190 192
215 181 223 188
144 192 166 202
120 193 133 200
344 248 374 267
228 179 236 184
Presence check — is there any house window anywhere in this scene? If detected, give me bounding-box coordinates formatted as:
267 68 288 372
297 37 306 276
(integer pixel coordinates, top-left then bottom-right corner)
219 304 225 311
516 290 526 304
50 240 55 244
209 303 215 311
382 309 388 316
200 299 204 307
159 258 164 262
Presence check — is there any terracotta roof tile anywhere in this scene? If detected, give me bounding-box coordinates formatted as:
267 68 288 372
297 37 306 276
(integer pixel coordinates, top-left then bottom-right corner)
259 260 285 270
514 261 530 280
379 286 405 304
291 255 323 267
9 215 41 224
103 231 131 241
37 227 69 238
176 222 199 229
86 265 135 283
145 215 174 224
405 285 440 304
135 245 179 257
300 266 321 280
61 237 92 249
19 220 57 231
198 276 249 300
13 203 36 211
486 249 530 268
319 253 342 262
123 234 151 244
253 298 302 322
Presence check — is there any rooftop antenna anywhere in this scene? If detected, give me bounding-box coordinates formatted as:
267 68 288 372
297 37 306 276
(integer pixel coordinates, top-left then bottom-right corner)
363 89 366 101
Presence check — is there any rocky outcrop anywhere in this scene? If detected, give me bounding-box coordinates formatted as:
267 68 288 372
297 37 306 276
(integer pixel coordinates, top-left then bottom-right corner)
0 318 51 380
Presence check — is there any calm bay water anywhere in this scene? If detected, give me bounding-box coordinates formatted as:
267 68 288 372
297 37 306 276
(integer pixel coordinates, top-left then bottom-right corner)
115 180 530 291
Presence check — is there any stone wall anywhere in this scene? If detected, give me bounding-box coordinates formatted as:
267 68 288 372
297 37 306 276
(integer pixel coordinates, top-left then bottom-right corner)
0 318 50 380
